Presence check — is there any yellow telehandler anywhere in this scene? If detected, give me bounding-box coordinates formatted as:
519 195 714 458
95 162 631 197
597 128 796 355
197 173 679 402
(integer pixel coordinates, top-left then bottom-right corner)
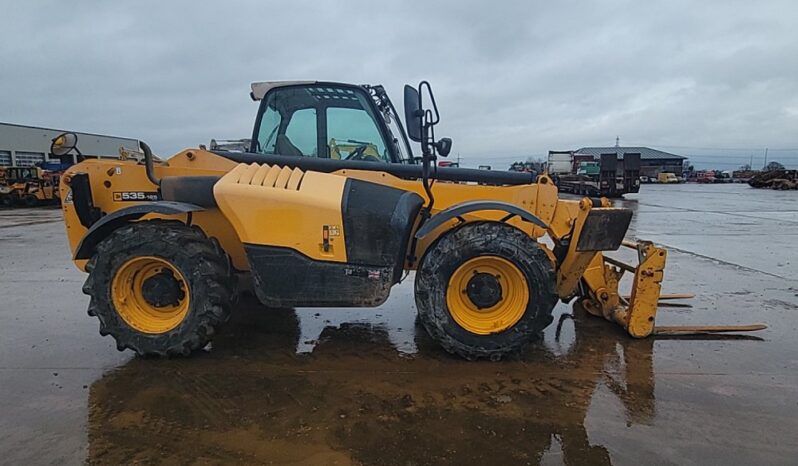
53 81 764 359
0 166 61 207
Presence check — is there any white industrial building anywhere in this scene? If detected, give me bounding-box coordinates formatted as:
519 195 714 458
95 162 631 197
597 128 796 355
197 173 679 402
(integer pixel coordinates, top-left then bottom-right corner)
0 122 139 167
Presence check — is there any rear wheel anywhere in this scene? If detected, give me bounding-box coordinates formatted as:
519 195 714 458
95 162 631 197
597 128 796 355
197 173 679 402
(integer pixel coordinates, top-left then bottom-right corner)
1 195 15 207
83 221 234 356
415 222 558 360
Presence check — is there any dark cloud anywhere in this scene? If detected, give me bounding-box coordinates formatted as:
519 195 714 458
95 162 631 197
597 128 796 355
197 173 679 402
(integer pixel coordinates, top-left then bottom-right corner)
2 0 797 168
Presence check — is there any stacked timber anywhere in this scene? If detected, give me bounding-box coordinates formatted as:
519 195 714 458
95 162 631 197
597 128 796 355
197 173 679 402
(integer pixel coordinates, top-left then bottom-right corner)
748 170 798 190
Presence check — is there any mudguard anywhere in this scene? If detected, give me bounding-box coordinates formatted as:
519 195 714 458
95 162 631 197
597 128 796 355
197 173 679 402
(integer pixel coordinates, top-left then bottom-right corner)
73 201 204 260
414 200 548 239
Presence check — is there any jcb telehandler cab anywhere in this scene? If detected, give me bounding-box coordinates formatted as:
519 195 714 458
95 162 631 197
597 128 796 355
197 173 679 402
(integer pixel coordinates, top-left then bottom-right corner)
55 81 764 359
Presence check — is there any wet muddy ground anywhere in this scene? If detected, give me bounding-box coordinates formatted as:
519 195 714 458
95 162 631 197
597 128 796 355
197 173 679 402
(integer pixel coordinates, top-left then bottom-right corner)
1 183 797 465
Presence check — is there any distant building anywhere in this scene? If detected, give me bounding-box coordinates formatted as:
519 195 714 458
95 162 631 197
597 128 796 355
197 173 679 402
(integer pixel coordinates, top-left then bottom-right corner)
575 146 687 177
0 122 139 167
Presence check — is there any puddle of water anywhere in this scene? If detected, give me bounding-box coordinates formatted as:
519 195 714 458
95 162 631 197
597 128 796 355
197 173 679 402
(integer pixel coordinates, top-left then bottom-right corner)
82 295 659 465
294 280 420 355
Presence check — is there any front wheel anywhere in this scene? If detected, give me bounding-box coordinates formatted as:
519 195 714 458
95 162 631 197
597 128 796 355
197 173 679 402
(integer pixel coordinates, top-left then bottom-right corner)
415 222 558 360
83 220 234 356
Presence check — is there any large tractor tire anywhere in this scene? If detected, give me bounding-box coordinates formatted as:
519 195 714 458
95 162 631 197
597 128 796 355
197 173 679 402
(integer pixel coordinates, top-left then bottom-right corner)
415 222 558 360
83 220 234 357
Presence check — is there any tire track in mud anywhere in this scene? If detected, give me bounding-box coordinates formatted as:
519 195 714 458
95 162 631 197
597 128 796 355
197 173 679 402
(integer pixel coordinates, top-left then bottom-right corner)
0 219 62 229
635 201 798 225
631 238 792 281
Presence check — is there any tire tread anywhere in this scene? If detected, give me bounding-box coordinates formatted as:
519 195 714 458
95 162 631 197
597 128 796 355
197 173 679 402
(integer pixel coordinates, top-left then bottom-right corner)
83 220 233 357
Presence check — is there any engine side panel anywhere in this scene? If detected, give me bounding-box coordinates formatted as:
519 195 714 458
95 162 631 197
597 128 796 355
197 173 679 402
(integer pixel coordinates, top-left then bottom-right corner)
214 163 424 306
214 163 349 262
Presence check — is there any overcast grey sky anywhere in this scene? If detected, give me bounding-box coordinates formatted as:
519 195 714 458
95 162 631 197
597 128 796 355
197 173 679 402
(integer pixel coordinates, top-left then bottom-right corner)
2 0 797 169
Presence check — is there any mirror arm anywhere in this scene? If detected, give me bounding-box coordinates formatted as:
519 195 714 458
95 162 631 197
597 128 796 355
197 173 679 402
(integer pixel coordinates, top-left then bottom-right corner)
420 114 437 213
419 81 440 124
405 81 445 213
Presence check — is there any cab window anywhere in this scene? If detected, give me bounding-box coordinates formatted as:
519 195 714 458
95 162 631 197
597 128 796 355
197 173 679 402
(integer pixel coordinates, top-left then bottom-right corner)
284 108 317 156
327 106 388 162
256 106 281 154
253 84 392 162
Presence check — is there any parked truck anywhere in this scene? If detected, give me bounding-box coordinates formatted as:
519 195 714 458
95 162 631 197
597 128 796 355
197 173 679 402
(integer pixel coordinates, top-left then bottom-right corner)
552 152 641 198
546 151 573 175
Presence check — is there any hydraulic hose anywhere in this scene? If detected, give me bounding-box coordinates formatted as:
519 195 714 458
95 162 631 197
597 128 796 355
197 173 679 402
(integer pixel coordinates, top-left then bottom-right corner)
140 141 160 187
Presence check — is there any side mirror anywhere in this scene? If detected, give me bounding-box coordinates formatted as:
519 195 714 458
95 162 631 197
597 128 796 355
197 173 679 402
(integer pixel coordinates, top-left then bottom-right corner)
403 85 423 142
50 132 79 156
435 137 452 157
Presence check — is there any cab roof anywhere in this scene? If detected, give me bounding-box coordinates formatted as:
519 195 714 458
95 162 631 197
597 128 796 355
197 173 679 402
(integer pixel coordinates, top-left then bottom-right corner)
250 81 315 100
250 81 376 101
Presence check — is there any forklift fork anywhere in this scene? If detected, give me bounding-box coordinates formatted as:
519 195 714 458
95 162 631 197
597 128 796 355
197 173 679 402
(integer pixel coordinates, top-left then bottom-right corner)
581 240 766 338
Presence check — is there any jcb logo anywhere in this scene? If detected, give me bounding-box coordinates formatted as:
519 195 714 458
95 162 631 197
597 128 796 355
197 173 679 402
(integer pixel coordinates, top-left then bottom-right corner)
113 191 159 202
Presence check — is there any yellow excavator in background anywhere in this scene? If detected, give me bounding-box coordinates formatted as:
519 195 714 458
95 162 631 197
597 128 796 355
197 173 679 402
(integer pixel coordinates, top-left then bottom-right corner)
0 166 61 207
52 81 765 359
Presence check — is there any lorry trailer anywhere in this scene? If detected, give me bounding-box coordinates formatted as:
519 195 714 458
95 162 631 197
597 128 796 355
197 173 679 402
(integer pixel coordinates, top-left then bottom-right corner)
552 152 641 198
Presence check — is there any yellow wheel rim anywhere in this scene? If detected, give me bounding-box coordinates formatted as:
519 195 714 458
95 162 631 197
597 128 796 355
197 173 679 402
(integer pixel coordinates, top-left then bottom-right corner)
111 256 190 334
446 256 529 335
